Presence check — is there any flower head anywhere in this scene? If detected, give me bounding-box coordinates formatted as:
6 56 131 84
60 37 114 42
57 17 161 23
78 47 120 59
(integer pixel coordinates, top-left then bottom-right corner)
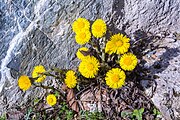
79 56 100 78
105 33 130 54
75 30 91 45
18 75 31 91
105 68 126 89
76 47 89 60
120 53 138 71
46 94 57 106
72 18 90 33
65 70 77 88
92 19 107 38
32 65 46 82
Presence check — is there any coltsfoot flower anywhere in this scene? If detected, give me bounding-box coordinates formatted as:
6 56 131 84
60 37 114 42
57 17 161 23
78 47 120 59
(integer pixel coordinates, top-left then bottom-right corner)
18 75 31 91
76 47 89 60
72 18 90 33
75 30 91 45
105 33 130 54
32 65 46 82
46 94 57 106
105 68 126 89
79 56 100 78
120 53 138 71
65 70 77 88
92 19 107 38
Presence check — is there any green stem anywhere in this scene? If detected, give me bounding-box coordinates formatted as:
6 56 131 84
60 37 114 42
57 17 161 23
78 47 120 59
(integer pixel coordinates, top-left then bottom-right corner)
101 49 105 66
43 72 60 79
101 37 107 65
33 83 66 100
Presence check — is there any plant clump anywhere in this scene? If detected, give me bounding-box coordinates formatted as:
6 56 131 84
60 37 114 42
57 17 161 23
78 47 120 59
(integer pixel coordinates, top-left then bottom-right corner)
15 17 159 119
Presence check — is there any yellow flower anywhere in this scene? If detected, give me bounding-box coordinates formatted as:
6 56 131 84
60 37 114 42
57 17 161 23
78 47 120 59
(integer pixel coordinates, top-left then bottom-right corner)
105 68 126 89
92 19 107 38
72 18 90 33
46 94 57 106
76 47 89 60
18 75 31 91
120 53 138 71
75 30 91 45
65 70 77 88
32 65 46 82
79 56 100 78
105 33 130 54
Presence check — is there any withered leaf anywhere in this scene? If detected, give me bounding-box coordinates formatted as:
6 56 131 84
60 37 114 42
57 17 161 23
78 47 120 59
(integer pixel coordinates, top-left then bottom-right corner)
7 109 24 120
61 83 68 91
67 89 79 112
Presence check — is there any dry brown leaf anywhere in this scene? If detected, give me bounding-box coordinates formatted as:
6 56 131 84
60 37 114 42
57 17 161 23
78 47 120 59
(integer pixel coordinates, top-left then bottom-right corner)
80 87 109 111
67 89 79 112
151 54 157 59
7 109 24 120
62 83 68 91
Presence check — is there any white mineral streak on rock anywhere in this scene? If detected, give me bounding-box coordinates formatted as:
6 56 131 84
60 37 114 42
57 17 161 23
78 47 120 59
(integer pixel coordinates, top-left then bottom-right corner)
34 0 47 17
0 0 50 94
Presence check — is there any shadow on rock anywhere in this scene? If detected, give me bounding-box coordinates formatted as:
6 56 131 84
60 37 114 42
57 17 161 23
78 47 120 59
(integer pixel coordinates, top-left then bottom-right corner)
150 47 179 74
131 30 179 89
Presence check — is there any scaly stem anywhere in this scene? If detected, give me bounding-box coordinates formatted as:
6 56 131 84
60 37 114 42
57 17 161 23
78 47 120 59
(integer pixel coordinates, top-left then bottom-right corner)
43 72 60 79
101 37 106 65
101 49 105 66
33 83 66 100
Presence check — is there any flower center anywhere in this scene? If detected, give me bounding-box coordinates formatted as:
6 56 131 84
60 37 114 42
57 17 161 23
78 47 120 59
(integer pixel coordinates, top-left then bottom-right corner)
123 57 132 66
87 63 94 71
78 22 85 29
48 98 54 103
116 40 123 47
79 32 86 39
112 74 119 83
24 81 29 86
68 75 74 81
24 79 30 84
94 25 102 31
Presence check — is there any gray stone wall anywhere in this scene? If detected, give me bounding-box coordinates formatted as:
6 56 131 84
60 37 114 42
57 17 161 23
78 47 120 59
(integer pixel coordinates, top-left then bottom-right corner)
0 0 179 119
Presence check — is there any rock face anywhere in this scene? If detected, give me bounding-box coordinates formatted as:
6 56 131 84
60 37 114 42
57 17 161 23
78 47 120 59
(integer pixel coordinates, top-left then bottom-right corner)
0 0 179 119
141 36 180 120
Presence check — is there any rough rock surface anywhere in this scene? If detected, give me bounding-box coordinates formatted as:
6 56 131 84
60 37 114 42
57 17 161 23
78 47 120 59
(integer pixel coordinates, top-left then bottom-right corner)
141 34 180 120
0 0 179 119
